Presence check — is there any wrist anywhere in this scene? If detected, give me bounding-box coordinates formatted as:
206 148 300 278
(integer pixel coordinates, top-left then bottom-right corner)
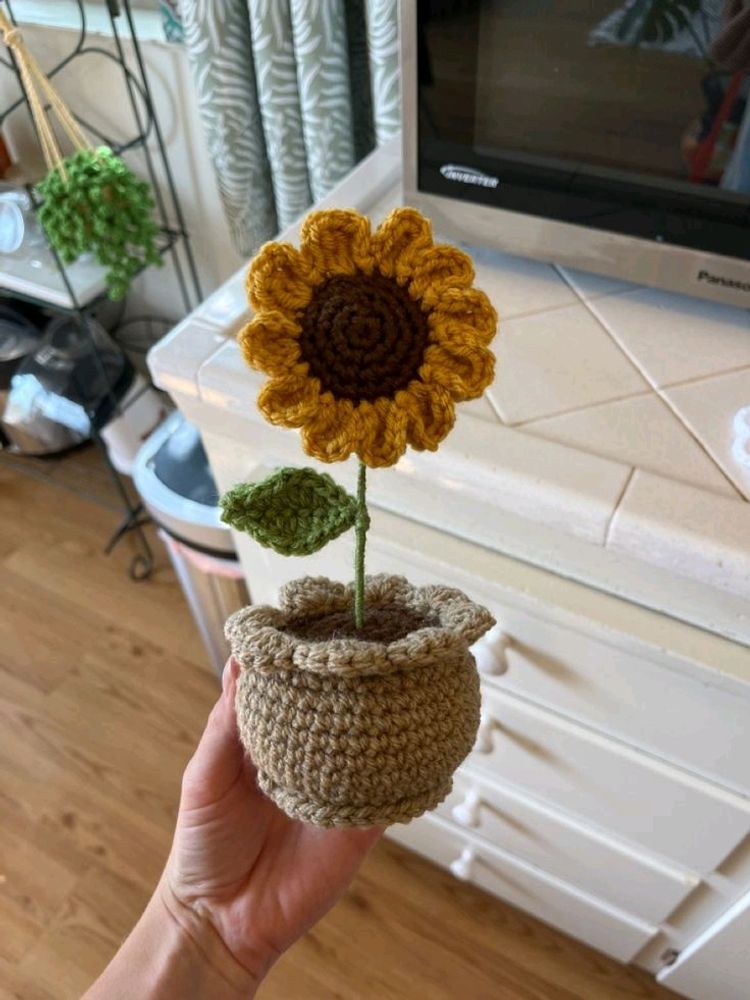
154 879 260 999
84 880 259 1000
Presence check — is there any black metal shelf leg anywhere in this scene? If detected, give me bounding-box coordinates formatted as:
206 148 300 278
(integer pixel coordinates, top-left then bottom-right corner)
92 426 154 580
0 0 203 582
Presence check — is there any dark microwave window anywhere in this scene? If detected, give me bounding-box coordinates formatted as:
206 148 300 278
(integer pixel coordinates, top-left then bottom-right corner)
417 0 750 255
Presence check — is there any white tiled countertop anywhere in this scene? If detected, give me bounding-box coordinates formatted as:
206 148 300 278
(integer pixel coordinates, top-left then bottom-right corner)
149 139 750 646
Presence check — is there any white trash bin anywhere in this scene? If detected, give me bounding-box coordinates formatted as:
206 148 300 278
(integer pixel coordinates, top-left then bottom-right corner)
133 411 249 676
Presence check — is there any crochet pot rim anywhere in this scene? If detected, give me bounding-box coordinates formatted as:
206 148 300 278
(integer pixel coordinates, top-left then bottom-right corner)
225 573 495 678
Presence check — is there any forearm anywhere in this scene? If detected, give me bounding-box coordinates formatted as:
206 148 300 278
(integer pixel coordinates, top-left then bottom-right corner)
83 879 258 1000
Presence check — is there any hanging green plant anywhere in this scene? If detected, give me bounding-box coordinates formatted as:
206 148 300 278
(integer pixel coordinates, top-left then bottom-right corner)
0 11 162 301
37 147 162 301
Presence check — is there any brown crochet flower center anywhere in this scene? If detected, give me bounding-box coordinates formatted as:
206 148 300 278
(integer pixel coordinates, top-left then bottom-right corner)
298 271 430 402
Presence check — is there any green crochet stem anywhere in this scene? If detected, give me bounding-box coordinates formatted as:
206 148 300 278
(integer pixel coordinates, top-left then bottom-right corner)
353 462 370 630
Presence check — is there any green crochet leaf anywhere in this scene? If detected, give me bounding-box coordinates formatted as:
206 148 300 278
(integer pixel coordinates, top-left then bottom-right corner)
220 467 358 557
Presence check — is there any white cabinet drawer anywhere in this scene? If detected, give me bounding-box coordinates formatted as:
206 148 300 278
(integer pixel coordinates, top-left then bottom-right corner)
471 688 750 874
657 889 750 999
388 812 657 963
474 606 750 796
439 769 698 924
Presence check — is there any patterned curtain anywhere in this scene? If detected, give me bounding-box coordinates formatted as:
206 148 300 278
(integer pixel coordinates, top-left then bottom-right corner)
158 1 185 43
179 0 399 256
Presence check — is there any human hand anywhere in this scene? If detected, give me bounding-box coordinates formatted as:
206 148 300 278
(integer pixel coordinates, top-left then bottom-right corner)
161 657 383 992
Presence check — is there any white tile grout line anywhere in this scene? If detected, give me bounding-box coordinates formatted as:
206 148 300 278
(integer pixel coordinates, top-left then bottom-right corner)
647 393 742 499
510 388 653 429
536 267 747 501
657 396 748 502
582 297 745 502
553 263 577 297
484 389 505 425
484 281 655 426
490 295 584 321
553 264 640 303
497 296 623 327
603 466 636 548
660 361 750 392
553 273 660 394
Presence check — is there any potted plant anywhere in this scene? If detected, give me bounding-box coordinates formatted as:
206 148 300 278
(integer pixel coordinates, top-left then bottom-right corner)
221 206 498 827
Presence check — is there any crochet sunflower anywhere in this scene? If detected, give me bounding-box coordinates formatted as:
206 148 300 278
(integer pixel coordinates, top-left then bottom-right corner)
239 207 496 468
221 206 497 628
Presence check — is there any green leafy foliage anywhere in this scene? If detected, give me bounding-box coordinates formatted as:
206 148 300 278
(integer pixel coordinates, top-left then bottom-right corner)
220 467 358 557
616 0 700 46
37 146 161 300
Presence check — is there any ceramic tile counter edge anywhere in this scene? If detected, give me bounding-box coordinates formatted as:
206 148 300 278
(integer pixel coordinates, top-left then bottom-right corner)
608 472 750 603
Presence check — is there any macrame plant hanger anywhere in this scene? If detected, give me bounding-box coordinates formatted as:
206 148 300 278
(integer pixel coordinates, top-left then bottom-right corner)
0 6 92 181
0 5 160 300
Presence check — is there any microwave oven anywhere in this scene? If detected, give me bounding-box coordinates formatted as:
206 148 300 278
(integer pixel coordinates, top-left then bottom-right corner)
401 0 750 307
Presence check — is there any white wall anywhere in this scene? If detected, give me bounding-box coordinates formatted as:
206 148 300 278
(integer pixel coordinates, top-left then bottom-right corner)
0 21 243 320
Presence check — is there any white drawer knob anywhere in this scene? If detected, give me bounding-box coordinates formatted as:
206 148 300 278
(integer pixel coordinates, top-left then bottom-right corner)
449 846 474 881
451 789 482 828
474 627 510 677
474 713 495 754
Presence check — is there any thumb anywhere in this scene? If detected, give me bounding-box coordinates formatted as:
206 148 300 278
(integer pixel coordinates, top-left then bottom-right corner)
181 658 245 809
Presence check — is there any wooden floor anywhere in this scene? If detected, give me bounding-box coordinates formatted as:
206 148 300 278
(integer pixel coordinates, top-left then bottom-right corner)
0 447 675 999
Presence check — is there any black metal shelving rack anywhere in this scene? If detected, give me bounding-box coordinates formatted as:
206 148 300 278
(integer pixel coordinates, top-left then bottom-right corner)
0 0 202 579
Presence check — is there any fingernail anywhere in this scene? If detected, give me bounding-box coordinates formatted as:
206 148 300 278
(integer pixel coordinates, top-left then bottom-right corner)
222 656 239 695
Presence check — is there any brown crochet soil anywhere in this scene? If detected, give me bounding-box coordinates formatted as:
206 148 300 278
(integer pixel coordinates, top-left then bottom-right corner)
283 604 438 643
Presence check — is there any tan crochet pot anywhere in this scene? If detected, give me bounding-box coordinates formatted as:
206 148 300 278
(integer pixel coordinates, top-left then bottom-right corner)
225 574 495 828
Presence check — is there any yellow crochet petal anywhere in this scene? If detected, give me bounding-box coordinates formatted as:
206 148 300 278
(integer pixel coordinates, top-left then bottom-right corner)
429 287 498 347
240 205 498 460
238 312 302 376
420 339 495 402
371 207 433 283
398 381 456 452
408 245 474 311
258 368 321 428
301 396 358 464
300 209 375 279
356 398 409 468
246 241 317 313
